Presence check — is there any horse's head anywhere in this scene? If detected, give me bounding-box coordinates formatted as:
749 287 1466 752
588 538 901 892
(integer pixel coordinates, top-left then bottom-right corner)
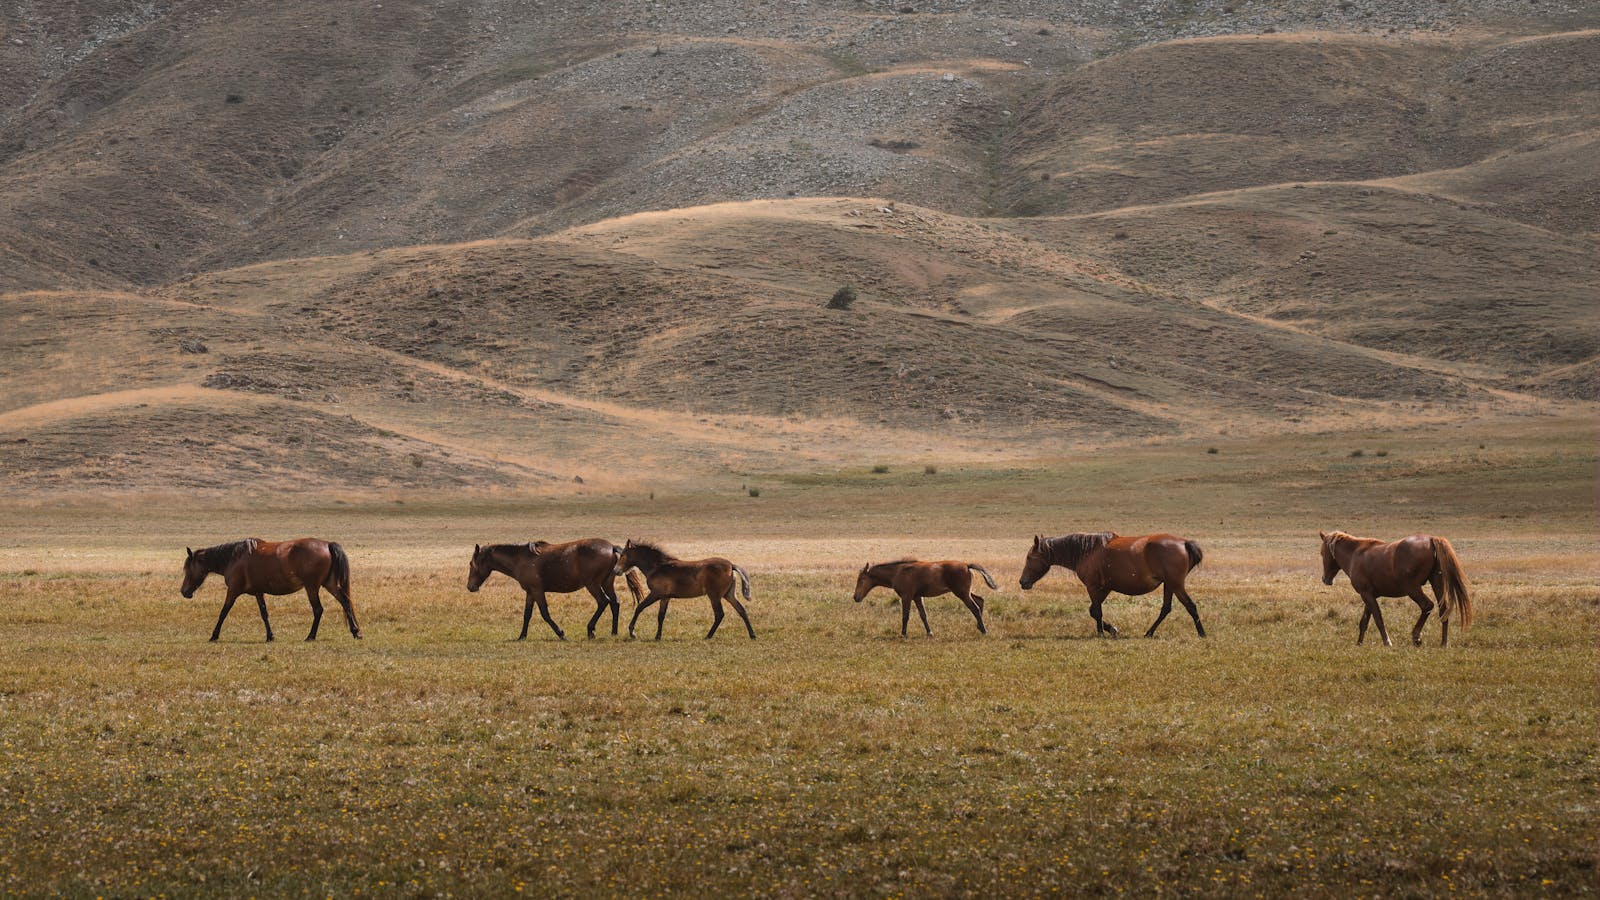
1019 535 1051 590
852 564 875 602
180 547 207 598
1319 531 1340 585
467 544 494 592
614 541 634 577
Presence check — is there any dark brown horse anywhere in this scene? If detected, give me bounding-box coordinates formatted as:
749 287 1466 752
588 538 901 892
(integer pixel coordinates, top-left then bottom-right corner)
1319 530 1473 647
181 538 361 642
466 539 644 640
615 540 755 640
853 559 996 636
1019 532 1206 638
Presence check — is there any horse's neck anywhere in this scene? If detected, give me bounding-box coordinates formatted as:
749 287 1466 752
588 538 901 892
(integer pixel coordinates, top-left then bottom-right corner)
492 547 530 574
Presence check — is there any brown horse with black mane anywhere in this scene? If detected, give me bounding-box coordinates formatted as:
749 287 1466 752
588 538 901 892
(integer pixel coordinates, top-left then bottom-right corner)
1319 530 1472 647
853 559 995 636
181 538 361 642
1019 532 1206 638
615 540 755 640
466 539 644 640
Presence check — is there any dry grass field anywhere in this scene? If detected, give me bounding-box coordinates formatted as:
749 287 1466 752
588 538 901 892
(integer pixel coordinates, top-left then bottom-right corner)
3 1 1598 896
1 416 1594 896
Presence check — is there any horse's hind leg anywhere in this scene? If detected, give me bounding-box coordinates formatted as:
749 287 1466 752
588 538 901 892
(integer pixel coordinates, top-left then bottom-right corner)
706 593 725 639
1175 587 1206 638
1429 572 1448 647
210 590 241 642
1146 587 1174 638
726 592 757 639
1407 589 1435 647
332 585 361 639
956 590 987 635
912 597 933 636
584 584 610 639
255 593 274 643
303 585 324 641
899 595 912 637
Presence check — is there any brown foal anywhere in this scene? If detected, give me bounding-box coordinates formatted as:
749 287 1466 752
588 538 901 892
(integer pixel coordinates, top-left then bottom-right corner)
853 559 995 636
615 540 755 640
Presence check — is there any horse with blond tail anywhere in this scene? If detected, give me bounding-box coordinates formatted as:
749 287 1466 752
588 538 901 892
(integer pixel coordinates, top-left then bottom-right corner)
1319 531 1473 647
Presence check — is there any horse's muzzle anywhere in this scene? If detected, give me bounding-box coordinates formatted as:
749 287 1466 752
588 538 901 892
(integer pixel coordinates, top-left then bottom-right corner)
1322 576 1334 586
1018 580 1034 591
467 581 480 593
180 588 194 599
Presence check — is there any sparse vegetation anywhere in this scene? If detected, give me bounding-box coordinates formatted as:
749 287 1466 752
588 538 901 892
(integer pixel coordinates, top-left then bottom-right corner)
826 283 858 310
924 464 937 475
871 464 890 474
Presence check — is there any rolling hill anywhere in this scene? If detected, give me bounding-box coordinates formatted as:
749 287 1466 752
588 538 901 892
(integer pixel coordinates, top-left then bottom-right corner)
1 1 1595 495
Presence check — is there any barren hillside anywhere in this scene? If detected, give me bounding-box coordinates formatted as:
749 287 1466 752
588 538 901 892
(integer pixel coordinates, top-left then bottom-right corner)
1 1 1595 495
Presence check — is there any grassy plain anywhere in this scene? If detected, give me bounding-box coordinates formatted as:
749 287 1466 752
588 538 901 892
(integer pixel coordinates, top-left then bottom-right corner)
0 416 1594 896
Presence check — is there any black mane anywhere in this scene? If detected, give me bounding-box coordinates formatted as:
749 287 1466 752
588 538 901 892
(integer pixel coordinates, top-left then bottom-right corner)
1044 533 1114 569
199 538 260 569
623 540 677 571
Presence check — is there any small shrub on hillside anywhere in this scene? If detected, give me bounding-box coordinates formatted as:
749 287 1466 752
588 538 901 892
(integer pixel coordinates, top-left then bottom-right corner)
1206 447 1219 454
225 94 243 104
1350 449 1364 458
924 465 937 475
826 284 857 309
748 487 761 498
871 464 890 474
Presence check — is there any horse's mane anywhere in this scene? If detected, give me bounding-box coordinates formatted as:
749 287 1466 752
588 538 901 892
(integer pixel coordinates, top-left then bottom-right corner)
201 538 260 567
484 542 544 556
866 558 918 572
1044 533 1114 569
624 541 677 568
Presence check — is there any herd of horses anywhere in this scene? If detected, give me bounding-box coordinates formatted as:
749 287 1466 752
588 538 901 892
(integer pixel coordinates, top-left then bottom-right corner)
180 530 1475 647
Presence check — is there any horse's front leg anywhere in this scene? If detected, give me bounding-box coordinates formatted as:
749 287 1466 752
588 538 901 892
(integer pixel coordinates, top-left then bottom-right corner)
210 590 241 642
629 592 663 639
1088 589 1117 638
654 598 670 641
531 590 564 641
912 596 933 636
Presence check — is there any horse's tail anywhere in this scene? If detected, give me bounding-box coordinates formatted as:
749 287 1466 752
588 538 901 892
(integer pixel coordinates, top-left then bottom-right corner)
624 568 647 609
326 541 352 599
731 564 752 601
968 564 998 590
1184 540 1204 571
1432 537 1472 629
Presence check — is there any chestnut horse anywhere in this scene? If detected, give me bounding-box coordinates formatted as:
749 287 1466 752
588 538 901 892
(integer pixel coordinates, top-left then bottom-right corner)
615 540 755 640
181 538 361 642
1018 532 1206 638
467 539 645 640
853 559 996 636
1319 531 1472 647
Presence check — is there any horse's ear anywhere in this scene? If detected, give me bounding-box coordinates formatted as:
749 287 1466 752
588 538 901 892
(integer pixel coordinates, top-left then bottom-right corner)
186 547 193 558
474 543 480 554
860 563 869 574
1318 531 1327 541
1032 535 1042 548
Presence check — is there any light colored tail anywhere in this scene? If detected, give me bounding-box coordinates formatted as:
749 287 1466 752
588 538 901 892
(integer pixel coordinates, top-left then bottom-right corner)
1432 537 1472 628
969 564 998 590
624 569 647 609
731 564 752 601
